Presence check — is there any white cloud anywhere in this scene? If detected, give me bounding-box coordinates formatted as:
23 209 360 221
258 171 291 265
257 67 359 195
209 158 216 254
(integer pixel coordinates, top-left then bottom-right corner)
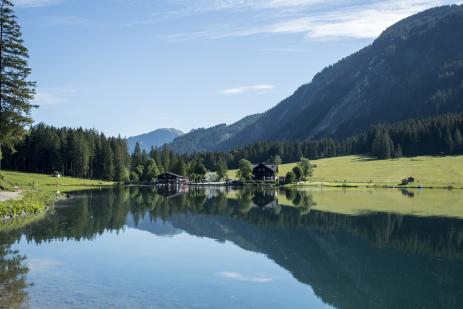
162 0 460 41
219 271 273 283
260 47 307 52
37 15 102 27
34 86 77 106
219 84 275 94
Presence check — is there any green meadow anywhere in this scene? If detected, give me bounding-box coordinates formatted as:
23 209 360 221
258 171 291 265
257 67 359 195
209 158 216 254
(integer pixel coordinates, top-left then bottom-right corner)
1 171 115 193
1 171 115 221
230 155 463 188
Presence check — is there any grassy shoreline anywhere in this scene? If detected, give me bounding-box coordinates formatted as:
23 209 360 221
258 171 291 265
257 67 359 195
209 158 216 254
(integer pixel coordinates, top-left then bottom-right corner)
0 171 115 222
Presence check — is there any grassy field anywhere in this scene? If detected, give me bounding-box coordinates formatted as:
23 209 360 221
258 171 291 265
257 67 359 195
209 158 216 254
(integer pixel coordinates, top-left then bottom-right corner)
0 171 115 222
230 155 463 188
1 170 115 192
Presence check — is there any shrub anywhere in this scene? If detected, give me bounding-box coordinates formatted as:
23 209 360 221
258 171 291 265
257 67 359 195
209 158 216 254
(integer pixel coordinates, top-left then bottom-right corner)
0 192 58 218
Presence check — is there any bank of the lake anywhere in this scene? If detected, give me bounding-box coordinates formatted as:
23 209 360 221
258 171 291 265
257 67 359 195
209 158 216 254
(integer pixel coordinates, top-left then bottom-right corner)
0 171 115 222
231 155 463 189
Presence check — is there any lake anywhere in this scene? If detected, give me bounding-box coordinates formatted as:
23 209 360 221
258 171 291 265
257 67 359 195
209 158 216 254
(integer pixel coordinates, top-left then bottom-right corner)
1 186 463 308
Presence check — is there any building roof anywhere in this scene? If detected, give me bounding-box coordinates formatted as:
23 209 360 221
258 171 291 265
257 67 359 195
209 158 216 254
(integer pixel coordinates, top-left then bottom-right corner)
157 172 187 178
252 163 279 172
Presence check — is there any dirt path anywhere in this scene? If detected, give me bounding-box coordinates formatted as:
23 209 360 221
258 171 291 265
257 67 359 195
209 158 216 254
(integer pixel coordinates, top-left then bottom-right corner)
0 191 21 202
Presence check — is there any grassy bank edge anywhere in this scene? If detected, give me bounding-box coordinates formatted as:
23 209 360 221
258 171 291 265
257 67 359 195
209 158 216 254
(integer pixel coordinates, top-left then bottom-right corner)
0 191 61 222
0 170 116 224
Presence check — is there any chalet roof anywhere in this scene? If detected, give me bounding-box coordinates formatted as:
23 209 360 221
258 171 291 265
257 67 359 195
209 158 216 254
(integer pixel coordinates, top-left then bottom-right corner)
252 163 279 172
157 172 187 178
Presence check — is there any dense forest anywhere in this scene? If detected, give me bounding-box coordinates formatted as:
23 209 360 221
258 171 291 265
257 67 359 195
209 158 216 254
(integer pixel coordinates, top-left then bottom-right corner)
2 113 463 181
1 124 131 181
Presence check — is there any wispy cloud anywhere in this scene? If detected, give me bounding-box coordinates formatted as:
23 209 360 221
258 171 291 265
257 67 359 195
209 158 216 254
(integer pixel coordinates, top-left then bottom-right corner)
13 0 62 8
260 47 308 53
34 86 77 106
219 271 273 283
219 84 274 95
37 15 103 27
159 0 460 41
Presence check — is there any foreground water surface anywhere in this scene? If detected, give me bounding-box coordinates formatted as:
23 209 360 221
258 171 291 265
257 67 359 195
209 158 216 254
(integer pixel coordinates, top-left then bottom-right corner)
1 186 463 308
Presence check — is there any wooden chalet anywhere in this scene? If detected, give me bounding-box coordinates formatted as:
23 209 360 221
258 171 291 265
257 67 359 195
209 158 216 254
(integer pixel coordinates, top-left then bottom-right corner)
156 172 189 185
252 163 279 181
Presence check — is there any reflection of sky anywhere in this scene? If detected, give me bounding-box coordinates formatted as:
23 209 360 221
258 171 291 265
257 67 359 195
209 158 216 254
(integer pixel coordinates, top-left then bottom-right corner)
16 229 331 308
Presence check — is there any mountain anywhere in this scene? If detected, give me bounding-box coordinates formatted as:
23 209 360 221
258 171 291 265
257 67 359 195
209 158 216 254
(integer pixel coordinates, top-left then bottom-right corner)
214 5 463 150
167 113 261 153
127 128 183 153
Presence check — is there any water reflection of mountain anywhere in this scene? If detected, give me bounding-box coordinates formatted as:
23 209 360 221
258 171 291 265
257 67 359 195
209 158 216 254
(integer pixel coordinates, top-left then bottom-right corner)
1 187 463 309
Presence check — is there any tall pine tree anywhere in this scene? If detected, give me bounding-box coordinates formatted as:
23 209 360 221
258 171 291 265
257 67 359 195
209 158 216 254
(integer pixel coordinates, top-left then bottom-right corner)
0 0 36 168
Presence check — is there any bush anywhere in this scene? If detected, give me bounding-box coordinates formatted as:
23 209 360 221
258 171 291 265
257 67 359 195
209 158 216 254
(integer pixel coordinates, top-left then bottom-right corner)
286 171 296 184
0 192 58 218
0 172 14 191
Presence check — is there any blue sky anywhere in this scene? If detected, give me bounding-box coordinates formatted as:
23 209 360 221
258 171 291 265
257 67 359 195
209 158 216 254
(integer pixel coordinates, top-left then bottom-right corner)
15 0 460 137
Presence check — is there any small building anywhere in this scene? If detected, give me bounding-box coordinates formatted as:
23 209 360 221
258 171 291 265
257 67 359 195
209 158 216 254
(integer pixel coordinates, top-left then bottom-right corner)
156 172 189 185
252 163 279 181
51 171 62 178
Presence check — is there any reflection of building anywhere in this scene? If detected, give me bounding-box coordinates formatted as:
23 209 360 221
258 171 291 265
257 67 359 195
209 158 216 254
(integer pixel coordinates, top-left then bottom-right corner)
252 190 279 208
156 172 189 185
156 184 189 198
252 164 279 181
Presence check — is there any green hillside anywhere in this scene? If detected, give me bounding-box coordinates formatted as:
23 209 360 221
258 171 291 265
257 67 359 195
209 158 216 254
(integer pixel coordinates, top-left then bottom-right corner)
231 155 463 188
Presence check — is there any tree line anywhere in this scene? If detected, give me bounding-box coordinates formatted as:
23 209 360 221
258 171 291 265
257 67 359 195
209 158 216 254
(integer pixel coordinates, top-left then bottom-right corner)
2 113 463 182
1 123 131 181
187 113 463 169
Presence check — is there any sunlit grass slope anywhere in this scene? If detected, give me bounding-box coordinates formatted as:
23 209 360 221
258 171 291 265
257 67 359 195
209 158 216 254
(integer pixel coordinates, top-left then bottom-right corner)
230 155 463 188
279 188 463 219
1 171 114 193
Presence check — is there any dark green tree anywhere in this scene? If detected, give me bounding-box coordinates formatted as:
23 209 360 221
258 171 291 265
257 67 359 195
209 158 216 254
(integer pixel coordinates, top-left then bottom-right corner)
142 159 159 183
394 144 403 158
298 157 313 180
285 171 295 184
236 159 253 181
131 142 143 169
216 158 228 180
453 129 462 153
0 0 36 168
372 130 393 159
188 160 207 183
292 166 302 181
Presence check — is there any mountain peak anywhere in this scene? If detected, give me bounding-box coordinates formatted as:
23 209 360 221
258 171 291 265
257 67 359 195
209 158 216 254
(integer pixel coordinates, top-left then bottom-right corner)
128 128 184 152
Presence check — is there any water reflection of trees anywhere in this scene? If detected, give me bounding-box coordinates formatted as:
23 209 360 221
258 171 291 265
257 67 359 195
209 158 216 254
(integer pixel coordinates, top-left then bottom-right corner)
0 245 29 308
1 186 463 309
1 187 461 260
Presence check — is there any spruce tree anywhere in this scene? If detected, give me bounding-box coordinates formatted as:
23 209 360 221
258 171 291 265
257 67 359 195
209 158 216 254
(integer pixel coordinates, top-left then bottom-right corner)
216 158 228 180
0 0 36 168
453 128 462 153
394 144 403 159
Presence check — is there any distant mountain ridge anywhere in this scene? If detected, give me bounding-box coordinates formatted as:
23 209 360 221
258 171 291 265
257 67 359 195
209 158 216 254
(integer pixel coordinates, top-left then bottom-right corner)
128 128 183 153
167 114 262 154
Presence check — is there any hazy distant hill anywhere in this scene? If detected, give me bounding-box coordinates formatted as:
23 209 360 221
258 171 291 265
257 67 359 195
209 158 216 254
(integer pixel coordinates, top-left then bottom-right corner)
215 5 463 149
167 114 261 154
128 128 183 153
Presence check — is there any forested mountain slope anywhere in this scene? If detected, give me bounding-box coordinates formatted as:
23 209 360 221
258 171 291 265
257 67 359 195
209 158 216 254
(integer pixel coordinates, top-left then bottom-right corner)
219 5 463 149
168 114 261 154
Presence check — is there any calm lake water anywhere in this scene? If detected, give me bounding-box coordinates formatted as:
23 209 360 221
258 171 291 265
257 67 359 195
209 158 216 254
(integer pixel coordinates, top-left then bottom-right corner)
1 186 463 308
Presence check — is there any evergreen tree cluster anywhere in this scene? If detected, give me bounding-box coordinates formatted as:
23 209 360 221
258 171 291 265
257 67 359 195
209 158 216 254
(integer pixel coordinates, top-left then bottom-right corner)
176 113 463 170
1 123 130 181
0 0 36 159
2 113 463 181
